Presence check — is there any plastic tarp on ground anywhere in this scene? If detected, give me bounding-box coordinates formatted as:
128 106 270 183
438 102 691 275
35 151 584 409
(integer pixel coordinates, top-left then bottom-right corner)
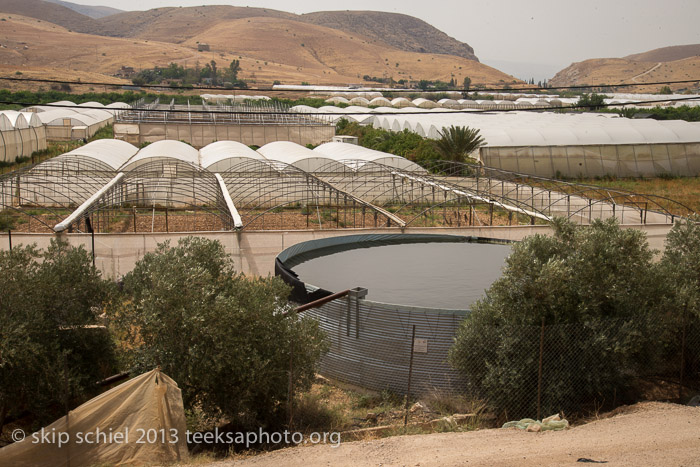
0 369 189 467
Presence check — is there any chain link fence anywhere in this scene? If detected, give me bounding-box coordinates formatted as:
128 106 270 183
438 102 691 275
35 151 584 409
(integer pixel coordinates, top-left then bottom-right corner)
450 315 700 421
300 290 699 423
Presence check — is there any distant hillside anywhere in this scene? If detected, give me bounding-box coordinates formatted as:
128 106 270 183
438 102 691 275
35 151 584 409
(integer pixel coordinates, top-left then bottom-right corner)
300 11 478 61
181 17 504 84
89 6 479 62
0 0 99 32
0 4 516 87
0 14 517 87
89 6 296 42
550 44 700 91
44 0 121 19
625 44 700 63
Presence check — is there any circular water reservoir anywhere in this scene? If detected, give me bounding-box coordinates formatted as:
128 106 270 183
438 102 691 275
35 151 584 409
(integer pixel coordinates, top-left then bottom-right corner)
276 234 511 310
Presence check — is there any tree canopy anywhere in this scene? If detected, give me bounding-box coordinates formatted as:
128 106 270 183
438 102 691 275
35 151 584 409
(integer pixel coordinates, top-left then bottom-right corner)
0 239 117 436
434 125 485 164
110 236 327 428
449 218 669 417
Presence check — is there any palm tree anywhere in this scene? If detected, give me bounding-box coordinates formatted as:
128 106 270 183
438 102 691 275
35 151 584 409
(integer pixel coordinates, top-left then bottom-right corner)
434 125 485 174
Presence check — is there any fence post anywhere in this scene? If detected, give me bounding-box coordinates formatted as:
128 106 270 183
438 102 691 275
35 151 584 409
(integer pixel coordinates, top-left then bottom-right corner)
288 336 294 428
537 317 545 420
679 307 688 402
7 229 11 251
404 325 416 427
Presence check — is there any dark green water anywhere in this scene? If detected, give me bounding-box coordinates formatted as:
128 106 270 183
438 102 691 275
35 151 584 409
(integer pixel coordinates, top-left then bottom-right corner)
292 242 511 309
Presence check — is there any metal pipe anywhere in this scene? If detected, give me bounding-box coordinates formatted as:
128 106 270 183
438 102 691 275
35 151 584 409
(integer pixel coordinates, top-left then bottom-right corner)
404 325 416 426
291 289 351 314
537 317 545 421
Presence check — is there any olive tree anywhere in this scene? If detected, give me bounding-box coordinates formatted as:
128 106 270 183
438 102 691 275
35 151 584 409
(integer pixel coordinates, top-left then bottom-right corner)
0 239 117 436
111 237 327 428
659 218 700 380
449 218 666 417
662 217 700 318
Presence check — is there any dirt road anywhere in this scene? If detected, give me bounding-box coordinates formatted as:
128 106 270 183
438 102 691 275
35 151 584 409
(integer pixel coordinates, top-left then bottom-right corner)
204 402 700 466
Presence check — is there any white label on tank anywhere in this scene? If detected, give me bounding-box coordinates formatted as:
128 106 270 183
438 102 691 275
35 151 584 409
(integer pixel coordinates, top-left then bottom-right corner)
414 338 428 353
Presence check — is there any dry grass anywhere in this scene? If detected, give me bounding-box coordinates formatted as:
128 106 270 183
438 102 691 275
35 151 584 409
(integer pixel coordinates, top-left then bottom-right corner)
0 13 518 86
291 377 487 437
573 176 700 215
550 55 700 92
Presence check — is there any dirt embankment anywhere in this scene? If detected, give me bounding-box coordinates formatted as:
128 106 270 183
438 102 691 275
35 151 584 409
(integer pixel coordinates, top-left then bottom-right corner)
202 402 700 467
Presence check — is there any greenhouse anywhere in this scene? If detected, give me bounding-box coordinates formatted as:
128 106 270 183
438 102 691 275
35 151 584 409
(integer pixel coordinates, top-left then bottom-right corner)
114 99 334 148
21 101 127 141
0 110 47 162
295 106 700 178
0 139 691 234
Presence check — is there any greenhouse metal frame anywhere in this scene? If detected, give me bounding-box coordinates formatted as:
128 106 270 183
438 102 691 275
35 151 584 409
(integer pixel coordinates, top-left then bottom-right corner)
0 139 693 234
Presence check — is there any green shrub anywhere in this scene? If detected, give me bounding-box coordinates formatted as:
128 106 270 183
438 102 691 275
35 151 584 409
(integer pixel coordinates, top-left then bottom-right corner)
335 119 442 168
0 239 117 435
449 218 668 417
110 237 327 429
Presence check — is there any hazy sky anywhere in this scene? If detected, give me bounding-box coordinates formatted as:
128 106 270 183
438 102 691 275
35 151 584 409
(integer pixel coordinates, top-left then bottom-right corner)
70 0 700 81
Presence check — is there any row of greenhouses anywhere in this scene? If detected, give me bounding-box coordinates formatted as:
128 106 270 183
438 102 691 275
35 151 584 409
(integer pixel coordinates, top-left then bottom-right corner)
0 139 690 235
292 106 700 178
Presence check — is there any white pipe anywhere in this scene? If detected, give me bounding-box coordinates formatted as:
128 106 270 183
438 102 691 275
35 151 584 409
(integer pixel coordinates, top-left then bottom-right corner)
393 171 551 222
215 173 243 229
53 172 125 232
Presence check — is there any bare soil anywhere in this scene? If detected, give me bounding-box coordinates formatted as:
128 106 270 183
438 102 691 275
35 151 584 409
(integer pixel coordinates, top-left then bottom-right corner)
7 204 520 233
0 13 517 87
201 402 700 467
549 55 700 92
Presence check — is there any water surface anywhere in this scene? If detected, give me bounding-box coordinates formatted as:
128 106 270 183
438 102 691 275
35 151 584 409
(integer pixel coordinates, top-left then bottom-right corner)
292 242 511 309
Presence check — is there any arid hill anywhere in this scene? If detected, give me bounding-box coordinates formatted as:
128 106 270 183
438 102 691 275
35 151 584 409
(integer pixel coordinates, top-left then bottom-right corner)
180 17 504 84
44 0 122 19
0 14 223 76
88 5 297 42
625 44 700 63
0 0 99 32
300 10 478 61
89 6 481 64
550 45 700 92
0 14 517 86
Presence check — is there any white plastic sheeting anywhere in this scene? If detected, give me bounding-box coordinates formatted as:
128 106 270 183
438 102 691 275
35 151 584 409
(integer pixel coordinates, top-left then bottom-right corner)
1 111 42 129
349 97 370 107
313 142 425 171
27 139 427 174
200 140 267 172
325 97 350 105
289 106 700 177
34 108 80 124
413 98 439 109
289 107 700 147
23 102 118 141
0 110 47 162
121 140 200 170
201 94 272 103
369 97 392 107
61 139 139 170
256 141 348 172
